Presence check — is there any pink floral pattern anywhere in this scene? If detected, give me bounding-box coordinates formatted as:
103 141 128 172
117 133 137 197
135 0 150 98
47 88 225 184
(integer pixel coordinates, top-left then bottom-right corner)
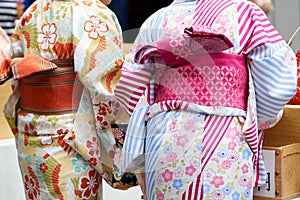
86 137 100 156
185 165 196 176
215 14 230 26
176 134 189 147
211 190 225 199
221 160 231 170
166 152 178 163
211 176 225 188
151 111 253 199
226 127 240 140
241 164 249 174
162 169 173 182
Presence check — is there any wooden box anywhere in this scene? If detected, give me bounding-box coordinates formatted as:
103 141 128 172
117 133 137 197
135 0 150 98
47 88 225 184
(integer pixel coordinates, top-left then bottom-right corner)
254 105 300 200
254 142 300 200
264 105 300 144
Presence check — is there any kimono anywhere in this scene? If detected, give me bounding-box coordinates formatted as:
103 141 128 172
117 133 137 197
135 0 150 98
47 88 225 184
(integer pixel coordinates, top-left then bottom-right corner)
0 0 137 199
114 0 297 199
0 26 10 63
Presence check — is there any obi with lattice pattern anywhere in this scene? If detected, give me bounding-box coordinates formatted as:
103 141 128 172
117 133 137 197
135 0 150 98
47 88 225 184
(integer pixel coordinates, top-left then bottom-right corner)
153 46 248 111
135 26 249 111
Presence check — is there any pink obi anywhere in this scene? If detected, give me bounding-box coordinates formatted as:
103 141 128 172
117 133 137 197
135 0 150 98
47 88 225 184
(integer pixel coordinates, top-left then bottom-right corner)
136 26 248 111
154 53 248 111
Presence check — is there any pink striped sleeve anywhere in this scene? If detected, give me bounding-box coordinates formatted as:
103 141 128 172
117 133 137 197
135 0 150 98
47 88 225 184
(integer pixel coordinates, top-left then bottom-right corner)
114 65 154 115
237 1 283 54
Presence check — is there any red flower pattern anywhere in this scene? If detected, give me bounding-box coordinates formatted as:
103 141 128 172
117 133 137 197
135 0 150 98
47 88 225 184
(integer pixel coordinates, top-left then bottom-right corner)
79 169 100 199
39 162 48 173
25 123 37 135
86 137 100 156
24 174 39 200
96 116 109 131
88 157 97 166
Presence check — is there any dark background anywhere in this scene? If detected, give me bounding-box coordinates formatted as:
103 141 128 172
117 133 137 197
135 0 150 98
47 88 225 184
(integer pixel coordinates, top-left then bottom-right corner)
109 0 173 42
109 0 173 30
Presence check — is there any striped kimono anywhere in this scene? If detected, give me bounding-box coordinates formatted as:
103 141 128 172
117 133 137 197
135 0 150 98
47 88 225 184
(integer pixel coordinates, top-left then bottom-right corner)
114 0 297 199
0 0 17 37
0 0 137 199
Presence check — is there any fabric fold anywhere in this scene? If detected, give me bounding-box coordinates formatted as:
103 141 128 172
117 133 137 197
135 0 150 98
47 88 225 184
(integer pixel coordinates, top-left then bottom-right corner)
0 54 57 84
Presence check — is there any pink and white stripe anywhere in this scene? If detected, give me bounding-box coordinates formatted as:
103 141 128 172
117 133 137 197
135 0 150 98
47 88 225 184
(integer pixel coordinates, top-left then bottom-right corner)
114 66 153 114
159 100 189 111
193 0 234 27
240 116 259 157
182 115 234 200
237 2 283 53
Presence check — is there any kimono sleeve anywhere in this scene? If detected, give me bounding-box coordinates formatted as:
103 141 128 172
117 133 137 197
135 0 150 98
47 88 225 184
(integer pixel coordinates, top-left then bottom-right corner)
74 9 126 123
1 20 24 131
70 9 128 182
114 15 162 115
238 2 297 129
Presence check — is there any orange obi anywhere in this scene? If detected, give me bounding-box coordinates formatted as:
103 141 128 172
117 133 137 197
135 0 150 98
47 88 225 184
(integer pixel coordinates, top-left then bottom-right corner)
19 59 84 115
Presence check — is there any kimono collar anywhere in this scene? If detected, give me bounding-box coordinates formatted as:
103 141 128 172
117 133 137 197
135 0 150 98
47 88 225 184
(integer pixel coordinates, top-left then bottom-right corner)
173 0 196 4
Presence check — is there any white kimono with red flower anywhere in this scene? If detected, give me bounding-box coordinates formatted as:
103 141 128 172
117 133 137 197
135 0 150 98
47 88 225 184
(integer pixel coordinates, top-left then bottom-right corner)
1 0 132 199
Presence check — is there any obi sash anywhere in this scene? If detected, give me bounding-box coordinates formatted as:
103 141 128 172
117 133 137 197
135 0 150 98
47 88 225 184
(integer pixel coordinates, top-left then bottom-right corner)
135 25 248 111
154 52 248 111
19 59 84 114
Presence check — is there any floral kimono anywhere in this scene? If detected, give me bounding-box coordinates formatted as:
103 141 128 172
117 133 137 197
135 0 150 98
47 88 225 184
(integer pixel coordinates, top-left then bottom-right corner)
0 0 137 199
114 0 297 199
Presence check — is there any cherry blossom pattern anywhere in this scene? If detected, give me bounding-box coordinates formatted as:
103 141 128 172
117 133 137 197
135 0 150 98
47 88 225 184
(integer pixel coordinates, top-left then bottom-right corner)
166 152 178 163
86 137 100 157
185 165 196 177
24 168 40 200
37 23 57 51
84 15 108 40
211 189 225 200
157 192 165 200
241 164 249 174
79 169 100 199
215 14 230 26
39 162 48 173
71 153 89 174
162 169 173 182
176 134 189 147
210 175 224 188
95 116 109 131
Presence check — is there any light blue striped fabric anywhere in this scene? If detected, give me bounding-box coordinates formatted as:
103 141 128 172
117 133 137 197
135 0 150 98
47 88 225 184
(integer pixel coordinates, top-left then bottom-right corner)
144 111 173 200
119 106 149 174
248 41 297 127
